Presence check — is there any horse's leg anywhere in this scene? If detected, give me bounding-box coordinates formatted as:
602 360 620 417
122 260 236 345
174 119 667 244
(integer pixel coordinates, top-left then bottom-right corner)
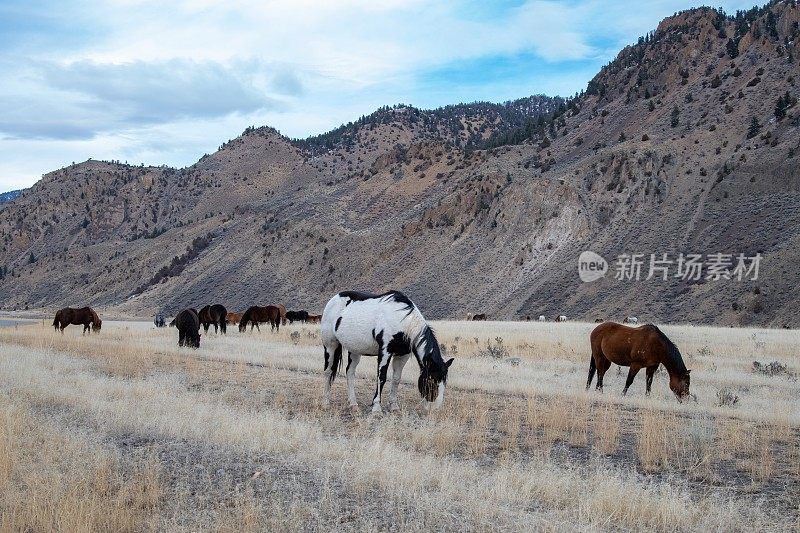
371 345 392 414
220 319 226 335
595 357 611 391
322 340 342 408
645 365 658 395
345 352 362 408
622 365 642 395
388 353 411 412
586 354 597 390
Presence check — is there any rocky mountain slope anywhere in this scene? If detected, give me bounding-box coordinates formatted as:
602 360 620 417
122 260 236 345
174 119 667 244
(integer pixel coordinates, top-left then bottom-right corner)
0 190 22 204
1 2 798 326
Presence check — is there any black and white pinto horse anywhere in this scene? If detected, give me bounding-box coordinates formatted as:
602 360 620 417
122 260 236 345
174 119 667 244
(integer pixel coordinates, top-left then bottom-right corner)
321 290 454 414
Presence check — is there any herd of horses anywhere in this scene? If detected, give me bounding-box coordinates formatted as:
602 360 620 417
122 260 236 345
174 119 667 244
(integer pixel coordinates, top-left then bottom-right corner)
157 304 321 347
51 294 691 410
468 313 639 324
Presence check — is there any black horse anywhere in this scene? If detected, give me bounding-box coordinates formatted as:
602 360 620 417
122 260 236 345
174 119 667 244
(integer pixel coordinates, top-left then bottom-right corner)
174 308 201 348
154 314 166 328
199 304 227 334
286 310 309 323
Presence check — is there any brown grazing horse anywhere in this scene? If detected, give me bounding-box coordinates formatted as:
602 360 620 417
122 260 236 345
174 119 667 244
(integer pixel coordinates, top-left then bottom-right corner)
174 308 201 348
53 307 102 334
472 313 487 321
587 322 691 400
225 311 243 325
239 305 281 332
307 314 322 323
199 304 227 334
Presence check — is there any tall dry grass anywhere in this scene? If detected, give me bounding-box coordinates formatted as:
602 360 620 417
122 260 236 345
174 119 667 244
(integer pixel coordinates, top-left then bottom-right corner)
0 320 796 531
0 396 161 532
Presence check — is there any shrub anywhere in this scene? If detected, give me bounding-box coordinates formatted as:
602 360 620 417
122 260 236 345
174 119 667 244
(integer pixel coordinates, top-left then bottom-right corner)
671 106 680 128
716 387 740 407
752 360 793 377
746 117 761 139
476 337 510 359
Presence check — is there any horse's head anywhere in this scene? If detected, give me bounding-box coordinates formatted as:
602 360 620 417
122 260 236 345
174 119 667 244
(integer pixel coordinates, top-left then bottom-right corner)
415 327 455 408
92 318 102 332
238 321 246 333
669 369 691 401
417 356 454 407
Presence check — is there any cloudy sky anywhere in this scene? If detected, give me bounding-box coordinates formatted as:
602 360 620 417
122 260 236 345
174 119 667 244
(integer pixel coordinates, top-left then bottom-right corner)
0 0 756 190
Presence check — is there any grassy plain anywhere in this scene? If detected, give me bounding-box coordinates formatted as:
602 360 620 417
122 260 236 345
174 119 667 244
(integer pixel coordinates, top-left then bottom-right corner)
0 319 797 531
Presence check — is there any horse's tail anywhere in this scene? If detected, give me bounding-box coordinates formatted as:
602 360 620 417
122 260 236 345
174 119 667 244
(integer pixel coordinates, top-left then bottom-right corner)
586 353 596 390
52 311 60 329
328 345 343 383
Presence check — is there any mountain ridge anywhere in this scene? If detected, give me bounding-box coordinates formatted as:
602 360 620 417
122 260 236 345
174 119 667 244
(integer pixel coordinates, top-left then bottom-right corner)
1 1 798 327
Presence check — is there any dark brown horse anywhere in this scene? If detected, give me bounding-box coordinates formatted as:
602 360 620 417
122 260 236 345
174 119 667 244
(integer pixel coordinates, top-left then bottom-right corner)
53 307 102 334
239 305 281 332
587 322 691 400
174 308 201 348
472 313 487 321
199 304 227 334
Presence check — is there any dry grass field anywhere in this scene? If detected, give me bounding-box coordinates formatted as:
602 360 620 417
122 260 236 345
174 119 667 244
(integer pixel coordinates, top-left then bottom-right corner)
0 319 797 531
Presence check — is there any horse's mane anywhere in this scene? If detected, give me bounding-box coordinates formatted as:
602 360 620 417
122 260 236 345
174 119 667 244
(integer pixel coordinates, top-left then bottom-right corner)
386 291 415 316
648 324 686 373
418 325 446 370
339 290 416 317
